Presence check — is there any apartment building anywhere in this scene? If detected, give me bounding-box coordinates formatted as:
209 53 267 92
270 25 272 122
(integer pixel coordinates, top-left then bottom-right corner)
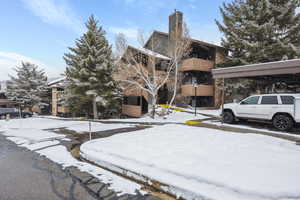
48 77 69 116
118 11 227 117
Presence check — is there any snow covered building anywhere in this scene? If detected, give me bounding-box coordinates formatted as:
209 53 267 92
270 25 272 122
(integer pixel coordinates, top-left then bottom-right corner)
117 11 227 117
0 81 12 108
48 77 69 116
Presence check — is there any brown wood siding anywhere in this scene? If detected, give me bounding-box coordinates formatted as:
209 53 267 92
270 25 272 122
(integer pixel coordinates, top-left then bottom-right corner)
122 105 142 117
57 106 69 113
181 84 214 97
180 58 214 72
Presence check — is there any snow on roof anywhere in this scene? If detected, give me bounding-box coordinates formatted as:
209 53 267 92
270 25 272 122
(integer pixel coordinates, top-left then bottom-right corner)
128 45 170 60
48 77 66 86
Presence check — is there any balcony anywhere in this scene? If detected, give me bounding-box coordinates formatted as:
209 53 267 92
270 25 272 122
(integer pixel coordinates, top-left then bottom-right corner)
122 104 142 117
123 89 149 101
181 84 214 97
180 58 214 72
57 106 69 113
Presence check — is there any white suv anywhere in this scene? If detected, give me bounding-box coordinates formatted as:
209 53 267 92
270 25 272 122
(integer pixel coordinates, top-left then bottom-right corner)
222 94 300 131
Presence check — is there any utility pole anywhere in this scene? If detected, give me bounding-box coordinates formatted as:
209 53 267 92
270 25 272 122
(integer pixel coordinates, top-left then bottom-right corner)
89 120 92 141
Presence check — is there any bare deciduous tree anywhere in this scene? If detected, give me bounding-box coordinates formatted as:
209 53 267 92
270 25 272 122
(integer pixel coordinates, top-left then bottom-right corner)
115 33 128 59
168 22 191 111
115 28 190 118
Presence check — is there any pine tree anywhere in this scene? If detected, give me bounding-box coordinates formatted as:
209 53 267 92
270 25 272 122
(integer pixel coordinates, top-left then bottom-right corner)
7 62 48 109
215 0 300 98
216 0 300 65
64 15 120 119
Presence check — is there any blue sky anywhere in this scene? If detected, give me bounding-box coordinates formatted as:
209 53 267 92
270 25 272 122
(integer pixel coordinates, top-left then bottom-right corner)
0 0 232 80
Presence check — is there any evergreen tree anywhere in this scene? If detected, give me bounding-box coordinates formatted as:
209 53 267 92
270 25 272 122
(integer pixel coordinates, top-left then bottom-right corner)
64 15 120 119
215 0 300 98
7 62 48 109
216 0 300 65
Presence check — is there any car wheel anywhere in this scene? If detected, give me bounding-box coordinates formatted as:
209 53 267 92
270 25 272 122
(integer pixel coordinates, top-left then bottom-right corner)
223 111 235 124
272 114 294 131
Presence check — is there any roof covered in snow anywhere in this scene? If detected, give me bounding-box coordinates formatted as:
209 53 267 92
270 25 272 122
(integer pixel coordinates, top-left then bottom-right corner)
48 77 66 86
128 45 171 60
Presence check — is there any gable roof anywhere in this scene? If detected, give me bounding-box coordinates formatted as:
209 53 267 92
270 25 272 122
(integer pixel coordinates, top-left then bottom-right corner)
144 30 225 50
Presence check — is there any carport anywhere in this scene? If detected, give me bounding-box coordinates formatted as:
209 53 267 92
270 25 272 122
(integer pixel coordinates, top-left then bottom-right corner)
212 59 300 122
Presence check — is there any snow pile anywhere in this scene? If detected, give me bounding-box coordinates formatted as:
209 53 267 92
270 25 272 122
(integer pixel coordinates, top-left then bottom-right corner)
81 124 300 200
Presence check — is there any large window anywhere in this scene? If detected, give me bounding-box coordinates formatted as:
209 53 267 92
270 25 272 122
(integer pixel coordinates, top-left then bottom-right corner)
182 71 213 85
241 96 259 105
187 43 215 60
280 96 294 105
123 96 140 106
261 96 278 105
133 52 148 66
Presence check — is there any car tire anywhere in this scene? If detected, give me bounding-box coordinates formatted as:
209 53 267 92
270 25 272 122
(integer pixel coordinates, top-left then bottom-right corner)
272 114 294 131
223 111 235 124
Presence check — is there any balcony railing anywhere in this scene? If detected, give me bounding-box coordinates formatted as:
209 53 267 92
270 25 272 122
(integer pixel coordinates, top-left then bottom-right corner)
181 84 214 97
180 58 214 72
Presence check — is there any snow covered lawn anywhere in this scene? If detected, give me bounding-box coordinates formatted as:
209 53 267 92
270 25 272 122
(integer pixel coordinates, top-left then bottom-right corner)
81 124 300 200
0 117 133 133
0 118 143 195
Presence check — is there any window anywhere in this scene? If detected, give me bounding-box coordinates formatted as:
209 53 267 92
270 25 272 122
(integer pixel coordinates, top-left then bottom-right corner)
123 96 140 106
261 96 278 105
241 96 259 105
280 96 294 105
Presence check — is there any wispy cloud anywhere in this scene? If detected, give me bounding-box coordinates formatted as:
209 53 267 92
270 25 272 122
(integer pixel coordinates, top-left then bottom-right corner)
21 0 84 34
109 26 138 39
0 52 61 80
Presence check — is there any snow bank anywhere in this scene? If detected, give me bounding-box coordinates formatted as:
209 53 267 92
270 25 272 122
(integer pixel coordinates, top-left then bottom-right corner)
81 124 300 200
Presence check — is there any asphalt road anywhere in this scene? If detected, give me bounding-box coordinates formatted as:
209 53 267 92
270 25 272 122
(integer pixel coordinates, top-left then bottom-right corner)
0 135 159 200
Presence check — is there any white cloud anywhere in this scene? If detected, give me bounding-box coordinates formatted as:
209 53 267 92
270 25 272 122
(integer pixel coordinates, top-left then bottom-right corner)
0 52 62 80
21 0 84 34
109 26 138 39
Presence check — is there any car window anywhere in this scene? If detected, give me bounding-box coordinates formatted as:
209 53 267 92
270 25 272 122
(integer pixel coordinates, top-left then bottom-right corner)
280 96 294 105
241 96 259 105
261 96 278 104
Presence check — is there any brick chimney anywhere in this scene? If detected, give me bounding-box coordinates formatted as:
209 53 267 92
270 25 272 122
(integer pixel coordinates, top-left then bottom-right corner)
168 10 183 57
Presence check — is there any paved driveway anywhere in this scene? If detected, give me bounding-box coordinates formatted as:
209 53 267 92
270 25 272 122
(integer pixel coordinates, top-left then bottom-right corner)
0 135 158 200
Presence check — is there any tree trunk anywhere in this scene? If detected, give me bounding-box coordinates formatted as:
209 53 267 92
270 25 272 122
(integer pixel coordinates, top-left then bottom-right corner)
93 97 98 119
168 62 178 111
150 94 157 119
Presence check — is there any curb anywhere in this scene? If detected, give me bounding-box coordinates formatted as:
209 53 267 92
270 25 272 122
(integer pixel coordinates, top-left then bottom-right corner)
80 151 203 200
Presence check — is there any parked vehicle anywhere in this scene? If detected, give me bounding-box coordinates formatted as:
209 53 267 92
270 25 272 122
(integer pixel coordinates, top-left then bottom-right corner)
0 108 33 119
222 94 300 131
